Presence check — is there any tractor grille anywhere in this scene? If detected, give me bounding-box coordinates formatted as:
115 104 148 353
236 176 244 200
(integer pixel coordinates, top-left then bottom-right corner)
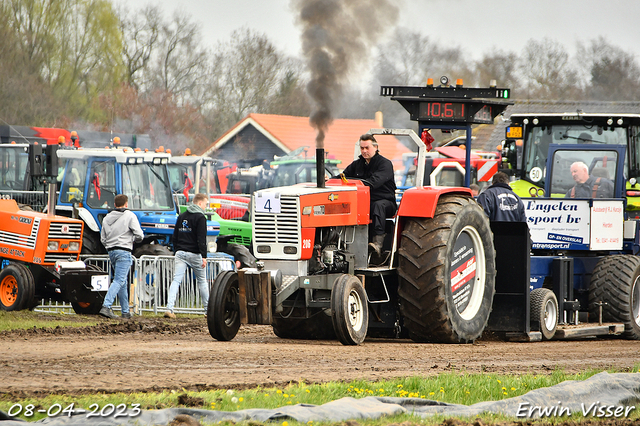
0 217 39 249
44 253 79 263
254 196 300 245
48 222 83 240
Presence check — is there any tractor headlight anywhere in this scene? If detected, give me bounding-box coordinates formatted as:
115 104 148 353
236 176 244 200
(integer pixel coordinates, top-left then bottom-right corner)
47 241 59 250
68 242 80 251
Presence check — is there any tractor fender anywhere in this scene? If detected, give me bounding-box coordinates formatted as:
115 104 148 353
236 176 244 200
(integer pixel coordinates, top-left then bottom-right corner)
397 186 473 218
77 207 100 233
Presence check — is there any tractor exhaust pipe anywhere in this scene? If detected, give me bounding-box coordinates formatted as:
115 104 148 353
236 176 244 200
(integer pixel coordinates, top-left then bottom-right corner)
316 148 325 188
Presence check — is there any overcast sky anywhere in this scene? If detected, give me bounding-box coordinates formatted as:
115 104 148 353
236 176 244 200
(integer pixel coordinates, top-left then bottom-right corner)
121 0 640 63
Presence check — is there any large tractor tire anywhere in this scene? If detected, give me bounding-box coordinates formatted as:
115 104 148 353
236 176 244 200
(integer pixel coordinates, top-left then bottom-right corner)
588 255 640 340
132 244 173 258
272 310 336 340
0 263 36 311
81 230 106 254
530 288 558 340
331 274 368 345
397 194 496 343
207 270 241 341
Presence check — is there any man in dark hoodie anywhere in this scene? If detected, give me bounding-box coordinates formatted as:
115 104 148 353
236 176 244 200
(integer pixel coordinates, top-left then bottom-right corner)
99 194 144 319
165 193 209 318
341 134 397 259
476 172 526 222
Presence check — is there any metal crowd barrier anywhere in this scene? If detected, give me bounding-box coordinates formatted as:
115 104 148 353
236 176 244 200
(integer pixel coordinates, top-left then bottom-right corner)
34 253 235 315
0 190 48 212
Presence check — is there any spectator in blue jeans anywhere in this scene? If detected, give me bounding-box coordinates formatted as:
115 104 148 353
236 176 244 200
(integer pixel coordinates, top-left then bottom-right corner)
99 194 144 319
165 193 209 318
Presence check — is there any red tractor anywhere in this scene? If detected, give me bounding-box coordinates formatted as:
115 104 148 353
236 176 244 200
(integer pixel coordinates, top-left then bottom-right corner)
206 129 500 344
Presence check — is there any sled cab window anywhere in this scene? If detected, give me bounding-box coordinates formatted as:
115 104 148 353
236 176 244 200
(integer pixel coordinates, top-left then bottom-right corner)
0 146 28 190
548 149 618 198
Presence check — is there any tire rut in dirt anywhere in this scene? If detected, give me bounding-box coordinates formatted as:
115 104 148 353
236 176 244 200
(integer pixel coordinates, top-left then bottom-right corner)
397 194 495 343
588 255 640 339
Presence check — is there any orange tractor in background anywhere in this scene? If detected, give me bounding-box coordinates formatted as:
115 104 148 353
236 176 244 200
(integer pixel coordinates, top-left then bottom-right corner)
0 144 108 313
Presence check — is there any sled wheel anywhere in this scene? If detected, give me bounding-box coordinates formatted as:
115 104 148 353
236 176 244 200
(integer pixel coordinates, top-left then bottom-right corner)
589 255 640 339
207 270 240 341
71 301 103 315
530 288 558 340
0 263 36 311
397 194 496 343
331 274 368 345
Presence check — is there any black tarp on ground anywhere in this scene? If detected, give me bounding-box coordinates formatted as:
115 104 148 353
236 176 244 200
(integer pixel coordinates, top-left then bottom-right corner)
1 372 639 425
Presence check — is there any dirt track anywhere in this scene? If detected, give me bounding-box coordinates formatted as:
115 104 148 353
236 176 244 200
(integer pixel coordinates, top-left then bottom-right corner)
2 315 639 399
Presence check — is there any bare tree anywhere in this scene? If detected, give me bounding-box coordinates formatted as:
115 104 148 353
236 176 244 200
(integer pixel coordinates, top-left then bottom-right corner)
519 38 581 100
577 37 640 101
475 49 522 93
149 11 209 106
118 4 161 90
202 28 306 139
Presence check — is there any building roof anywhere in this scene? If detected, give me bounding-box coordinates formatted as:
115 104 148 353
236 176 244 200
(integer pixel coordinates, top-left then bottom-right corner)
202 113 412 170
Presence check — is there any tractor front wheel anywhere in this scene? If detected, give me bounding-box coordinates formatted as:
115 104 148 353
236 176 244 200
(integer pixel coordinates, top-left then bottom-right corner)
0 264 36 311
207 270 241 341
331 274 368 345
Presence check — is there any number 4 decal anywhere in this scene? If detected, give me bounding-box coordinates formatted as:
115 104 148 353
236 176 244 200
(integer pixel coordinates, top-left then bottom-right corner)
255 192 281 213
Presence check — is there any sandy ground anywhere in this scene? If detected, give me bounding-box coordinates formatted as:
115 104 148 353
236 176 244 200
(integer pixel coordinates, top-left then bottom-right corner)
1 315 639 399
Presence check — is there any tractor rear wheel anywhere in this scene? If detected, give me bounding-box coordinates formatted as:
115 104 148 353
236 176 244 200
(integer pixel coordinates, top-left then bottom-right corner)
397 194 496 343
589 255 640 340
207 270 241 341
331 274 368 345
530 288 558 340
0 264 36 311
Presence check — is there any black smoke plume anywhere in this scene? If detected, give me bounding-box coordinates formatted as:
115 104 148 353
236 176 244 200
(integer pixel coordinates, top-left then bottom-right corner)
294 0 399 149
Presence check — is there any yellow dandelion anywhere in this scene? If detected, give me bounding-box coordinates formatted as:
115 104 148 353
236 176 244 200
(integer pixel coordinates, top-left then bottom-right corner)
239 397 244 402
283 422 289 426
429 392 435 396
277 390 282 394
397 384 403 388
284 394 289 398
306 389 311 393
497 379 501 384
511 387 516 391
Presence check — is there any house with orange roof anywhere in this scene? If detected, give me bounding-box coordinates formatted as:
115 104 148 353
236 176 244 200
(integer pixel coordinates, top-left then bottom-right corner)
201 113 412 171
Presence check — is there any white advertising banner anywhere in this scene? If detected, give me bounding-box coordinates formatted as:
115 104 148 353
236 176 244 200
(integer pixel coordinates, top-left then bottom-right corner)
524 199 591 250
590 200 624 250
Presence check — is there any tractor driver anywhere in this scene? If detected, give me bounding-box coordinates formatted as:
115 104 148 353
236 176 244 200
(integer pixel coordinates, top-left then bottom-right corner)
340 134 397 260
565 161 614 199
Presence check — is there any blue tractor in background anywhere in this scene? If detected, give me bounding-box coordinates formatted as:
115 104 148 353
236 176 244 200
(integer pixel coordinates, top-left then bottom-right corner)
55 147 220 257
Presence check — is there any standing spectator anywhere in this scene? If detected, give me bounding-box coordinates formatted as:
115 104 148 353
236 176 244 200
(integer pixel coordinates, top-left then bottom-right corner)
477 172 526 222
99 194 144 319
469 184 480 197
165 193 209 318
340 134 397 259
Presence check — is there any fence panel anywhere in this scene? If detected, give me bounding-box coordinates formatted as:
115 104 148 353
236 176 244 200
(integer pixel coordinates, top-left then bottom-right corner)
34 253 235 315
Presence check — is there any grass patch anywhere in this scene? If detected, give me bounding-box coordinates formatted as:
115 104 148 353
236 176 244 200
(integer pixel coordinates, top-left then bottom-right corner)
2 368 639 423
0 310 98 332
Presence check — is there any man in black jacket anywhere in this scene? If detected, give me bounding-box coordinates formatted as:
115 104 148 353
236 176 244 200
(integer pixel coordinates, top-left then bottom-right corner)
165 193 209 318
341 134 397 258
477 172 526 222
